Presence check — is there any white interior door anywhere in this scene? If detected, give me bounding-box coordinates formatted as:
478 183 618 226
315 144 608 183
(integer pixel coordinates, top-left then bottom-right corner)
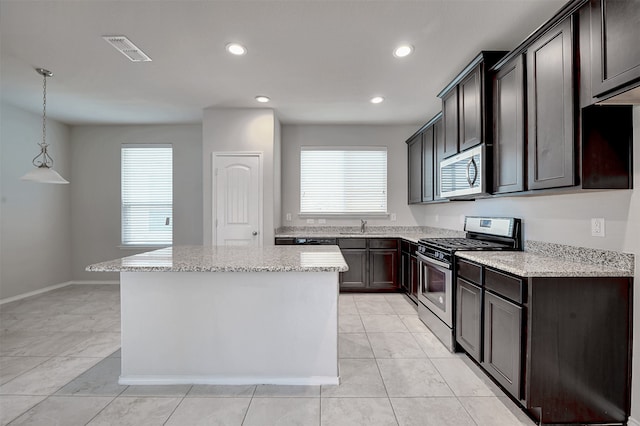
213 153 262 246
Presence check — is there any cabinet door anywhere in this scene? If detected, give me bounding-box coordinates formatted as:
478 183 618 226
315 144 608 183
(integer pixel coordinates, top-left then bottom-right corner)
442 88 459 158
410 254 419 300
483 291 522 399
408 134 423 204
421 127 435 202
339 249 367 290
369 249 398 290
459 66 483 152
526 18 575 190
433 117 445 200
400 251 410 293
591 0 640 97
456 278 483 361
493 55 525 194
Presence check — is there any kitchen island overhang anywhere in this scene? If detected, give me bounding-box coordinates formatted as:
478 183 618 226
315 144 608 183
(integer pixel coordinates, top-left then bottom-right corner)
87 245 348 386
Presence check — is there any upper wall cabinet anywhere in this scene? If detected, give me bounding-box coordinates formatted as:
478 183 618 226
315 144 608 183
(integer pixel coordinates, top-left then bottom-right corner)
526 18 576 190
493 54 526 194
438 51 508 159
590 0 640 98
406 113 443 204
421 126 435 202
407 132 423 204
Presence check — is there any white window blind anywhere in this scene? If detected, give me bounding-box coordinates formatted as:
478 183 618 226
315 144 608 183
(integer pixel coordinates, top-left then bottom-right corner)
121 144 173 246
300 147 387 214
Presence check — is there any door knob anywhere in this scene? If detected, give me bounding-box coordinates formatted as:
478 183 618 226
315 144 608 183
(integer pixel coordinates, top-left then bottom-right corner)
252 231 258 236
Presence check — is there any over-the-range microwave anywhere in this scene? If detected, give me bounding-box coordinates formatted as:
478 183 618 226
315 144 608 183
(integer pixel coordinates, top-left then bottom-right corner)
439 145 488 199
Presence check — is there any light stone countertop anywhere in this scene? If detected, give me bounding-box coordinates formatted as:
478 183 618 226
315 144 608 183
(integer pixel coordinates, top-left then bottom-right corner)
275 226 465 244
86 245 348 273
456 250 634 278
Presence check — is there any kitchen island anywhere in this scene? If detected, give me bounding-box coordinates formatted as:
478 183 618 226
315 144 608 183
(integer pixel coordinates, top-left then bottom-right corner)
86 245 348 386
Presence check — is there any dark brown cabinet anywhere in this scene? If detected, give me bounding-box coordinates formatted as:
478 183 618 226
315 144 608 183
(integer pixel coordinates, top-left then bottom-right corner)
339 238 399 292
590 0 640 98
407 133 423 204
456 277 483 361
455 256 632 424
458 67 483 152
421 127 435 202
433 118 446 200
526 18 575 190
493 54 525 194
400 240 419 303
441 88 459 158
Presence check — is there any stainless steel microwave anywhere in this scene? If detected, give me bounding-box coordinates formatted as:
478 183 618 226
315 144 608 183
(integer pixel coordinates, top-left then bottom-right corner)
439 145 487 199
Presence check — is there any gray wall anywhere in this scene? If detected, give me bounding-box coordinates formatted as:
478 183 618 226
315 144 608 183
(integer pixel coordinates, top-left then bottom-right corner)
281 124 422 227
0 103 72 299
70 124 203 281
202 108 279 245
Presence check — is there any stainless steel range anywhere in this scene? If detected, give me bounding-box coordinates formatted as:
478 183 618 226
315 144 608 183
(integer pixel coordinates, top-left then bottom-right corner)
416 216 522 351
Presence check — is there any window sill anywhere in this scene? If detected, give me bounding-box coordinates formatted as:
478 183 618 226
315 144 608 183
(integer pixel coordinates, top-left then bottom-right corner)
298 213 389 218
118 244 171 250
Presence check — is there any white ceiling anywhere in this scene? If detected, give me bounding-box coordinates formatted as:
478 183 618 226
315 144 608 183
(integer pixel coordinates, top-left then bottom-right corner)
0 0 566 126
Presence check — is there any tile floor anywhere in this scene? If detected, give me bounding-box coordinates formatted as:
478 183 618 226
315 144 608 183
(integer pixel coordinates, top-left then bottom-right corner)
0 285 536 425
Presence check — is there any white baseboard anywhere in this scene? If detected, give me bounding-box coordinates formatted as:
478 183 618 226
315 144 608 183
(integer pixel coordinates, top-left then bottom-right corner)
0 281 73 305
629 416 640 426
118 375 340 386
0 280 121 305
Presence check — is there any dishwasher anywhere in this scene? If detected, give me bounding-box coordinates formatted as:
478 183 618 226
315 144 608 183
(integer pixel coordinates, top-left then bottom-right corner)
293 238 337 245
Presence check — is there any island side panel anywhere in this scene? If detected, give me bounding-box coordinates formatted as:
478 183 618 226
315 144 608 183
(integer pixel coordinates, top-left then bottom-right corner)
119 271 339 385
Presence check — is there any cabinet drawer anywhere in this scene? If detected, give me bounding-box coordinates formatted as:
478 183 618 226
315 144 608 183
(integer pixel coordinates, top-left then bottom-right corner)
485 268 524 304
338 238 367 249
457 259 482 284
401 240 411 253
369 239 398 249
275 238 295 245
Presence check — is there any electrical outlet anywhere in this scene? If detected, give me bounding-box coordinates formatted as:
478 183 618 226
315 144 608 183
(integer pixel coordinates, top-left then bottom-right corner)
318 219 326 224
390 213 397 222
285 213 292 221
591 218 605 237
306 218 315 224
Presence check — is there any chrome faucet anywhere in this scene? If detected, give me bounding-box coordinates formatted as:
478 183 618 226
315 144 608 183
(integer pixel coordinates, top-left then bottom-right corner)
360 219 367 234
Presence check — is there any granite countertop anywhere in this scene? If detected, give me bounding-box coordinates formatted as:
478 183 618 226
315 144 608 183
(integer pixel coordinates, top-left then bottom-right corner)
275 226 465 243
86 245 349 273
456 243 634 278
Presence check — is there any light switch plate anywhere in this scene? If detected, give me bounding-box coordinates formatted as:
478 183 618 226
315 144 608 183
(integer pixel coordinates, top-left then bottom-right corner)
285 213 292 221
390 213 397 222
306 218 315 224
591 218 605 237
318 219 326 224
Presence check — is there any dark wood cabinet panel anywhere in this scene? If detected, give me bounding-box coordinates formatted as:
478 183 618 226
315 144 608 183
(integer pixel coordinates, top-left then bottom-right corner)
410 254 419 301
369 249 399 290
407 133 423 204
526 18 575 190
456 278 483 361
433 118 445 200
483 291 522 399
400 251 410 294
458 67 483 152
493 55 526 194
274 238 295 245
339 249 367 290
590 0 640 97
442 88 459 158
421 127 435 202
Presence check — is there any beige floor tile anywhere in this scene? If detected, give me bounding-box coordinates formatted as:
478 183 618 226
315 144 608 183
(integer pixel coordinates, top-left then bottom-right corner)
355 300 395 315
411 332 459 358
9 396 113 426
187 384 256 397
86 396 181 426
321 397 398 426
367 333 426 359
55 357 125 396
390 397 476 426
321 359 386 397
0 395 47 426
0 356 49 385
338 315 365 333
254 384 320 397
377 359 452 397
431 357 495 396
361 315 409 332
165 397 251 426
458 396 536 426
339 333 374 358
243 397 320 426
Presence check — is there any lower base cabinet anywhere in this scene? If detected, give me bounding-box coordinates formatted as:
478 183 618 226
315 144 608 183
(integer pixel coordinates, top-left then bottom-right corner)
339 238 399 292
400 241 419 303
455 258 632 425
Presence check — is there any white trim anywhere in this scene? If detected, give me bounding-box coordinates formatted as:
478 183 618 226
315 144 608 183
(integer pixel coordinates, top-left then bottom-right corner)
211 152 264 246
628 417 640 426
0 280 121 305
69 280 120 285
0 281 72 305
119 375 339 386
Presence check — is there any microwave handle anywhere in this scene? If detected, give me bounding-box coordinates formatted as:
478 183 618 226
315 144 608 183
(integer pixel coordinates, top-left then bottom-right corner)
466 158 478 186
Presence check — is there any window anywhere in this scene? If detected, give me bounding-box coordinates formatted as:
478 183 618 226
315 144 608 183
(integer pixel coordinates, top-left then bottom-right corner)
121 144 173 246
300 147 387 214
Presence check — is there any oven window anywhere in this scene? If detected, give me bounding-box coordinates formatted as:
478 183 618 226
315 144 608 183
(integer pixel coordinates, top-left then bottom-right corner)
424 265 447 310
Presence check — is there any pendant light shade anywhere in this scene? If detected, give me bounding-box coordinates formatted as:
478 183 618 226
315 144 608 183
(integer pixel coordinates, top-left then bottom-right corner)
21 68 69 184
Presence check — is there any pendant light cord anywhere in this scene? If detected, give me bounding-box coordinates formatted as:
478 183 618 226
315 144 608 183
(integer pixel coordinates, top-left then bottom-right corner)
32 69 54 168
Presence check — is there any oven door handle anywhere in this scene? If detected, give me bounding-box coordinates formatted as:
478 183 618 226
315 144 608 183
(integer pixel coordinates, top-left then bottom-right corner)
416 252 451 270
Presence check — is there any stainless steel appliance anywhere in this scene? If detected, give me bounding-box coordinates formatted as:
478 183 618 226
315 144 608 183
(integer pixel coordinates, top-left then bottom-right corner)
416 216 522 351
439 145 487 199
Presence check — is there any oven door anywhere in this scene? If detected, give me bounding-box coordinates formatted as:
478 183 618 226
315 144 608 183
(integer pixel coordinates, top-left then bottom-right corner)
417 252 453 327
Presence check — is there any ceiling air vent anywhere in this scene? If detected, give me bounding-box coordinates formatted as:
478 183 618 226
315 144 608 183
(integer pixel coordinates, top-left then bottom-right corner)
102 35 152 62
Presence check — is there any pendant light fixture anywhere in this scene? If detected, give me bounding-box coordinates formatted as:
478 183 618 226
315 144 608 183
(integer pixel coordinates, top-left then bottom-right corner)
20 68 69 184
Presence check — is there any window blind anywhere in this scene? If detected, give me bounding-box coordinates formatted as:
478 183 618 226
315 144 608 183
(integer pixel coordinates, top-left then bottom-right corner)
300 147 387 214
121 144 173 245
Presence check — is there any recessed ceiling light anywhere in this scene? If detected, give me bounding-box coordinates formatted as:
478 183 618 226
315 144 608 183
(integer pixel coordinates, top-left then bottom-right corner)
226 43 247 56
255 96 270 103
370 96 384 104
393 45 414 58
